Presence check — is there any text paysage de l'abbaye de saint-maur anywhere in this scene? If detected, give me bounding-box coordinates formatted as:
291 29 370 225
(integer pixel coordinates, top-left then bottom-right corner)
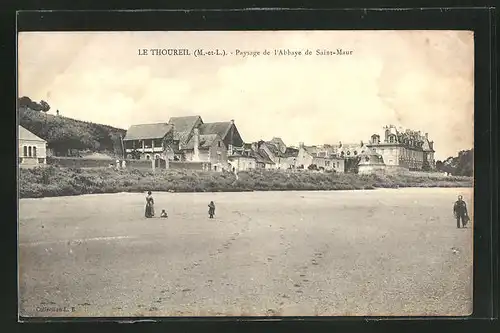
138 48 353 57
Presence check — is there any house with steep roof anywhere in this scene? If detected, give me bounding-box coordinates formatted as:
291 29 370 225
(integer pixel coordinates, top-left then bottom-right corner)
182 128 229 171
18 125 47 167
124 115 245 171
296 142 345 172
199 120 244 153
168 115 204 150
123 123 174 161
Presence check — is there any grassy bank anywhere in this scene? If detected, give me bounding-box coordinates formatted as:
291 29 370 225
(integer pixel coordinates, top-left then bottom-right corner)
18 166 473 199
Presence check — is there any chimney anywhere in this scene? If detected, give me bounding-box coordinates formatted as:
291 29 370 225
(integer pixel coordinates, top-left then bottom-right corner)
425 132 428 139
299 142 305 149
230 119 235 124
193 127 200 161
56 110 60 116
338 141 342 148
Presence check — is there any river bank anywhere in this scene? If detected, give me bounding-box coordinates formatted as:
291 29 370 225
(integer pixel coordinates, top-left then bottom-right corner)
18 166 473 199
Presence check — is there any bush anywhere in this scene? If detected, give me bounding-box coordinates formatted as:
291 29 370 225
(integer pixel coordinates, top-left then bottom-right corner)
17 166 473 199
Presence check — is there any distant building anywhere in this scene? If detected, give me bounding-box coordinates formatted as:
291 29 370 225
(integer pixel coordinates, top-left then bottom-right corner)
257 138 299 170
296 142 345 172
123 123 174 161
357 151 386 175
18 126 47 167
336 141 368 159
228 145 257 172
366 125 435 170
228 142 276 172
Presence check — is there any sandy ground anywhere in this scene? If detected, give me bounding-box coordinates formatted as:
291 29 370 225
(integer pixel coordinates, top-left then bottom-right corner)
18 188 473 317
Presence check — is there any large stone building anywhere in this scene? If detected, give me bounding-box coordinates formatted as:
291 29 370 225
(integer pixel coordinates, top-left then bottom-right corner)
124 116 244 171
366 125 435 170
18 125 48 167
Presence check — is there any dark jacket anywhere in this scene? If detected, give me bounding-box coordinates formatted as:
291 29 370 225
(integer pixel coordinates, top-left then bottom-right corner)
453 200 468 216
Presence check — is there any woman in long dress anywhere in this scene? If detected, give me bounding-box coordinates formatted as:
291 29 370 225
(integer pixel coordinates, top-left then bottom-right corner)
145 191 155 218
208 201 215 219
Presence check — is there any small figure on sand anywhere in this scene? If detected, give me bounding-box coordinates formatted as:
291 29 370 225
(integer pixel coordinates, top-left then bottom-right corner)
145 191 155 218
208 201 216 219
453 195 469 228
160 209 168 218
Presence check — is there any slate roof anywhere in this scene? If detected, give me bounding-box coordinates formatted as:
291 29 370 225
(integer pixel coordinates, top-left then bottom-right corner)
199 122 232 140
168 116 203 142
254 150 275 165
283 147 299 158
264 142 281 156
184 134 220 150
124 123 173 140
18 126 46 142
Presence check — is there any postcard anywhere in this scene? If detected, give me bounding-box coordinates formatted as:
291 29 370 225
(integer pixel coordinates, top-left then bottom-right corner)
18 30 474 318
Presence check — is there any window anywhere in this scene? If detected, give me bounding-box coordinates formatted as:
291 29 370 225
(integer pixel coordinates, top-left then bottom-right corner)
354 151 358 155
218 141 221 147
146 155 150 160
38 158 44 164
33 146 37 157
337 162 340 168
23 146 27 157
325 161 330 166
28 146 32 157
19 157 23 164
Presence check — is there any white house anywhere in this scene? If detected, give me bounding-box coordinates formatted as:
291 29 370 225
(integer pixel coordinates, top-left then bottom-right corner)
18 126 47 167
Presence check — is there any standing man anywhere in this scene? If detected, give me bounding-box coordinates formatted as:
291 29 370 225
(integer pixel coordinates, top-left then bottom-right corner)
453 195 469 228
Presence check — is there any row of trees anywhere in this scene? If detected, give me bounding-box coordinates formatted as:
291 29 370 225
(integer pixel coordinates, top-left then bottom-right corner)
18 96 51 113
435 149 473 177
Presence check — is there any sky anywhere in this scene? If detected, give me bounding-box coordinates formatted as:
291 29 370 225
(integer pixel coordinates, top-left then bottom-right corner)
18 30 474 160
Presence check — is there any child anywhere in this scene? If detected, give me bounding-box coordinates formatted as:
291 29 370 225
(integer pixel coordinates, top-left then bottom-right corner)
208 201 215 219
160 209 168 218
